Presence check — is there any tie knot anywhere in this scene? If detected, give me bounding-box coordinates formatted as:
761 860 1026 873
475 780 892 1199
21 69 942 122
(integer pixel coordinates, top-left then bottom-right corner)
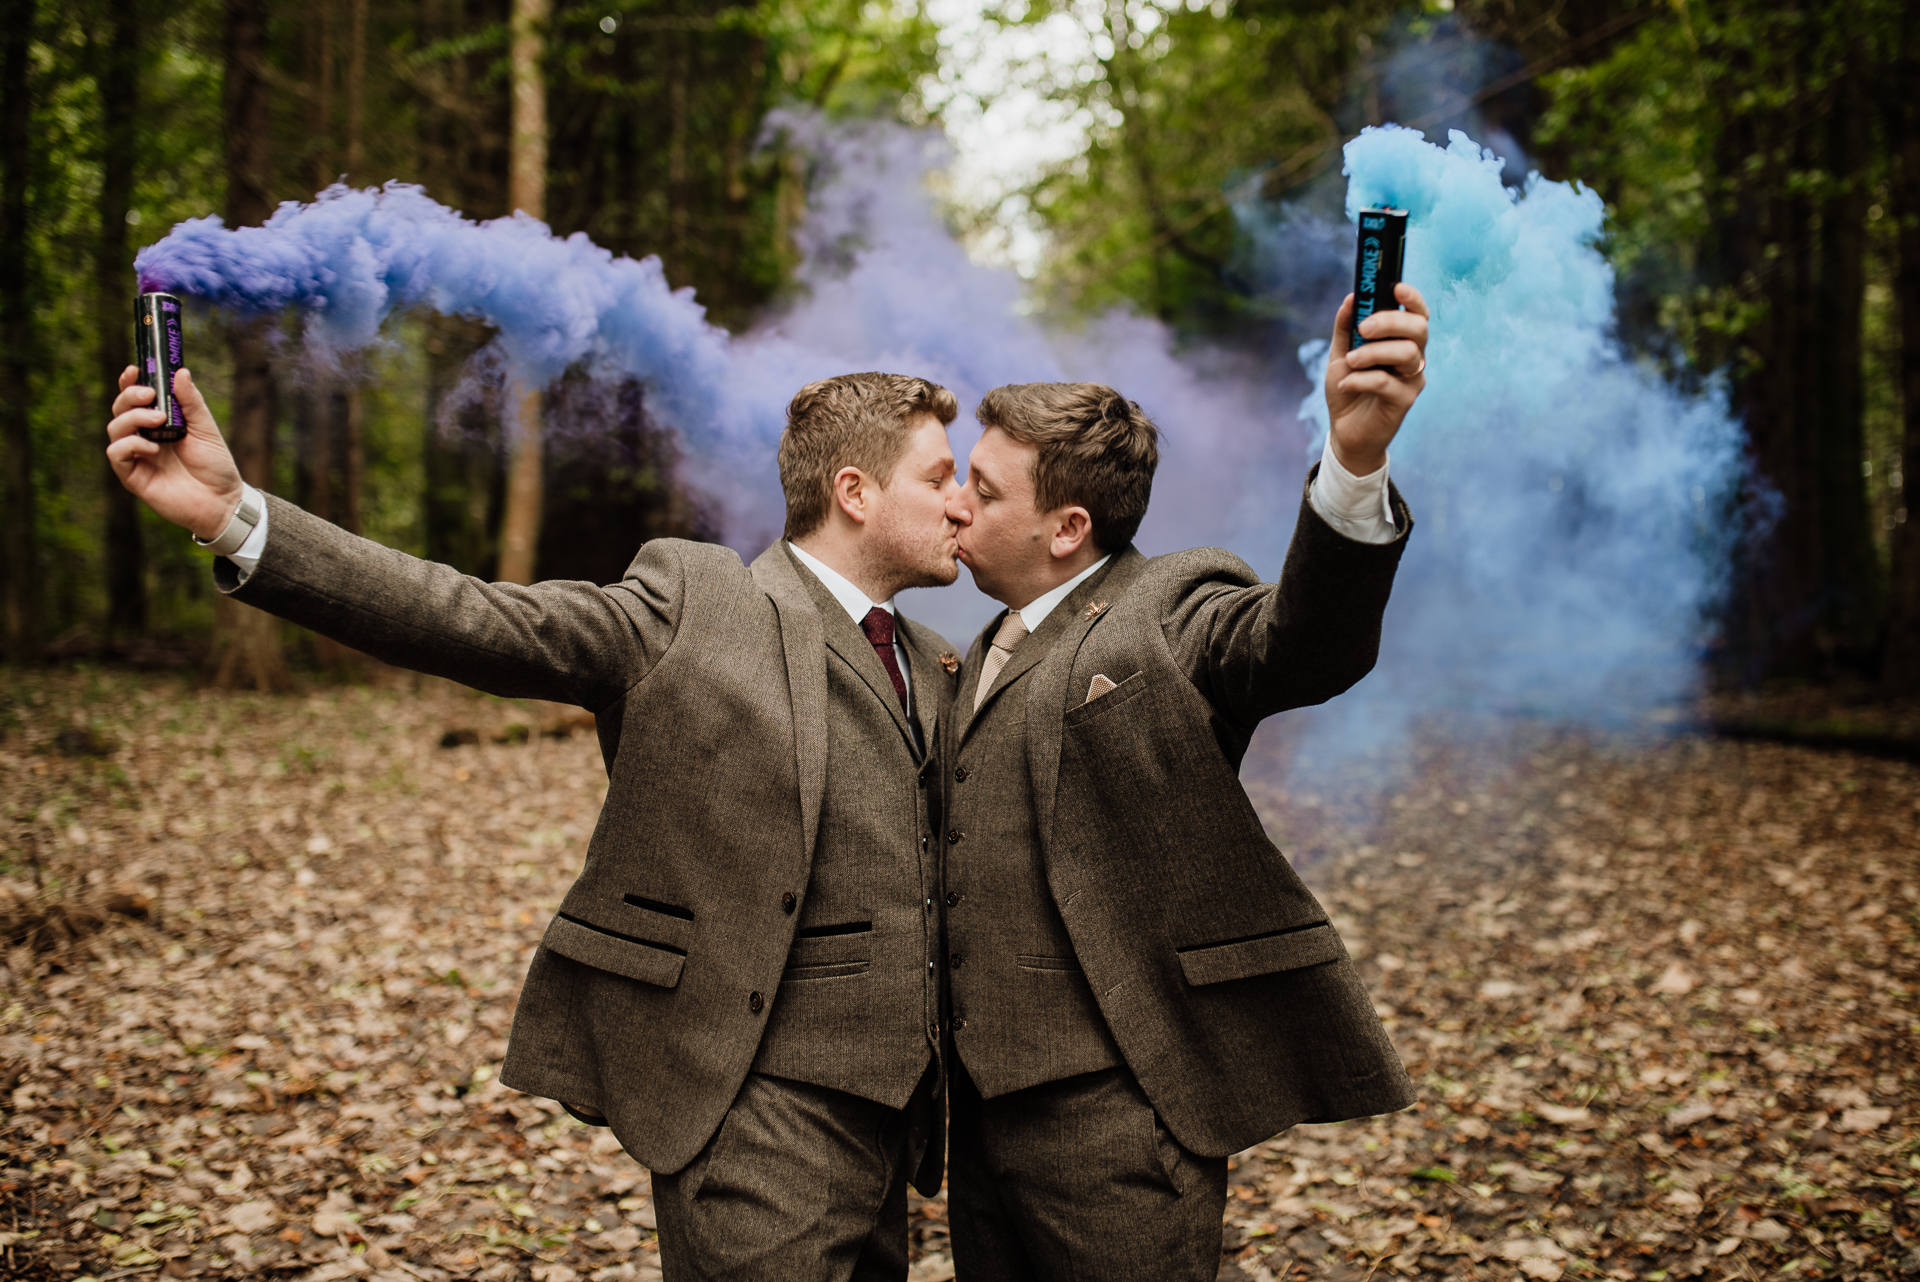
860 605 896 647
991 610 1030 651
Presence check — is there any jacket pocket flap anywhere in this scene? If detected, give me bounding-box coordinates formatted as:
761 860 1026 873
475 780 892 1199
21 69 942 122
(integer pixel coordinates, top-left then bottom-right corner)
544 914 687 989
787 923 873 968
1177 922 1345 986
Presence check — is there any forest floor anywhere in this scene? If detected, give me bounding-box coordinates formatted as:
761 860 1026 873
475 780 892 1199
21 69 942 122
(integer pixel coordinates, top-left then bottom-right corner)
1 668 1915 1282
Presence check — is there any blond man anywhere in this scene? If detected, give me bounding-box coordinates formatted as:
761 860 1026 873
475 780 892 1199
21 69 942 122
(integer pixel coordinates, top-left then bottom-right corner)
108 369 971 1281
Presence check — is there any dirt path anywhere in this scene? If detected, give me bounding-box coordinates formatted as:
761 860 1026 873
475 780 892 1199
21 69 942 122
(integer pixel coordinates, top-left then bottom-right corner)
2 671 1915 1281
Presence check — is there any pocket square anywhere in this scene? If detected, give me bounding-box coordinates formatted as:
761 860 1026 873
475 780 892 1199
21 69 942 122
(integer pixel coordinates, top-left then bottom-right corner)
1086 673 1118 703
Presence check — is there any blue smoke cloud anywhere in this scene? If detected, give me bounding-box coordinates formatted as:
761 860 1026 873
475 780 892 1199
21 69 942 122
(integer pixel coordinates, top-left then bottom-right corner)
1280 125 1749 756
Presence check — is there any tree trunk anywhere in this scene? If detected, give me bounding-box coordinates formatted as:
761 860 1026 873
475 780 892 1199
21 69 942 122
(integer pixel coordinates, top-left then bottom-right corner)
1721 24 1829 681
97 0 145 642
497 0 549 586
211 0 291 691
345 0 365 180
341 0 365 540
1884 38 1920 694
0 0 35 662
311 0 334 190
1812 32 1879 661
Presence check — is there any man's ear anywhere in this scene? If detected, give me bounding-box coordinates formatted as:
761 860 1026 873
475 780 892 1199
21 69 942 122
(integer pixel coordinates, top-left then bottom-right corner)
831 466 869 526
1049 506 1094 560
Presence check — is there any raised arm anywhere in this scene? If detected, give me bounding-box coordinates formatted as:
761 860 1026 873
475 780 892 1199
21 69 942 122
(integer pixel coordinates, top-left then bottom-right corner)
1162 283 1428 726
107 365 680 710
1164 482 1410 729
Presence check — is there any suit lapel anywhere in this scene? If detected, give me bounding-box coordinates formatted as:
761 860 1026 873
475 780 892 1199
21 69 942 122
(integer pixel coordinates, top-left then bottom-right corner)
1024 547 1147 859
783 545 921 756
751 544 829 865
894 620 940 750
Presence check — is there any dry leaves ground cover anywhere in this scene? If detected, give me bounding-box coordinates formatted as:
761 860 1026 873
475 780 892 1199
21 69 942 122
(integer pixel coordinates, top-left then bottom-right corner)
1 669 1915 1282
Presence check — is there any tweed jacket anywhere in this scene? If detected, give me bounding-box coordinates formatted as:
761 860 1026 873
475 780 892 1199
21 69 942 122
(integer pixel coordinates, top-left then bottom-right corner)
940 481 1417 1159
221 497 961 1180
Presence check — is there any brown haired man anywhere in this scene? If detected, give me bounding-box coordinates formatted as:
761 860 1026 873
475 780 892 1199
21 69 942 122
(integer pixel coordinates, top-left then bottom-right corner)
938 287 1430 1278
107 369 965 1280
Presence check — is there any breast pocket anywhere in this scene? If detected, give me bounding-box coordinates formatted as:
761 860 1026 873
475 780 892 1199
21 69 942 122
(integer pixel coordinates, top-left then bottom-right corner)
1062 670 1147 728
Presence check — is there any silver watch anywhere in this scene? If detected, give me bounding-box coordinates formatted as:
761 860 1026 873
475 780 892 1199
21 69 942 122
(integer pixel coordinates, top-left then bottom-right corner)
194 487 263 557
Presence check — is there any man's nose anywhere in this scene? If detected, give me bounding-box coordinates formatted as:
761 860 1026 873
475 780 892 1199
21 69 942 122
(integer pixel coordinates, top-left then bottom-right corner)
946 491 973 525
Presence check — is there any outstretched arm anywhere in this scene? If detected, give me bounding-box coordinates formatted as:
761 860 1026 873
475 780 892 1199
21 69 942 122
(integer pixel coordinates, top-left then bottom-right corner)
1165 286 1429 724
107 367 680 710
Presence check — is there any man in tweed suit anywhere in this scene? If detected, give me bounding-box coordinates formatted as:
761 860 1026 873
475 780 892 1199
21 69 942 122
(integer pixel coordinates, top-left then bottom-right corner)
937 286 1431 1278
106 369 969 1281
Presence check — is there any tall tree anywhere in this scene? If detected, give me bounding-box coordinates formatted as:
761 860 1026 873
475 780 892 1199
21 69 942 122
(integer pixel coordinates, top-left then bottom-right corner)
210 0 291 690
95 0 145 642
496 0 549 586
0 0 34 662
1884 21 1920 694
341 0 366 536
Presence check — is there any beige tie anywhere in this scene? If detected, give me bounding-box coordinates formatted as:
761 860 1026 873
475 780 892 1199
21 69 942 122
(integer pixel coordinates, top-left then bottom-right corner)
973 611 1031 711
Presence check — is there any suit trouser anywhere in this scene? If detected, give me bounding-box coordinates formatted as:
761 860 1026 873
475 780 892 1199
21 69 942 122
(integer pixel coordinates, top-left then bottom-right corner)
948 1060 1229 1282
651 1071 933 1282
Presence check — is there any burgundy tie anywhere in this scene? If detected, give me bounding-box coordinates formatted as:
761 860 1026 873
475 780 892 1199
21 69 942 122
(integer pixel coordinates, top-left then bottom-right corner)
860 607 909 710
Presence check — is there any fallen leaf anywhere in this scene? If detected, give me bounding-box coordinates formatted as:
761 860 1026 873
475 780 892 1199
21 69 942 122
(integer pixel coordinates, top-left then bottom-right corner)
223 1200 279 1234
1650 961 1696 996
1833 1106 1892 1133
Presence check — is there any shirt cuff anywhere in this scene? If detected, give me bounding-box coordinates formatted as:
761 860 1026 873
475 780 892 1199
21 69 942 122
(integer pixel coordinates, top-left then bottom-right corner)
196 483 269 583
1308 438 1398 545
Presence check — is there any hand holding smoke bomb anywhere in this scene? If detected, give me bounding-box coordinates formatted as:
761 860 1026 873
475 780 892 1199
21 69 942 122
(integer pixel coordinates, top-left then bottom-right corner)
106 351 247 543
1324 211 1429 478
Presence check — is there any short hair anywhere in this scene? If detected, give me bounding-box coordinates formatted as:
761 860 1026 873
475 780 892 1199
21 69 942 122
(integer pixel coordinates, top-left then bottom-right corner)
975 382 1160 552
779 373 959 540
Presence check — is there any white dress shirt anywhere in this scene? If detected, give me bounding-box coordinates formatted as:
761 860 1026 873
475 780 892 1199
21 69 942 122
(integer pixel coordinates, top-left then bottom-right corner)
786 540 917 724
1308 437 1398 544
1015 554 1112 633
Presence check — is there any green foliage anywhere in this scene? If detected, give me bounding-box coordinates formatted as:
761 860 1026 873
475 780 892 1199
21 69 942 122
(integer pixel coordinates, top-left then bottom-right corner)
1001 0 1416 326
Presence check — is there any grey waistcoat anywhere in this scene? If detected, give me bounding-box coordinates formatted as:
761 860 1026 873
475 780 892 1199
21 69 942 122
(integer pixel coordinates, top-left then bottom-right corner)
944 561 1128 1098
748 554 946 1107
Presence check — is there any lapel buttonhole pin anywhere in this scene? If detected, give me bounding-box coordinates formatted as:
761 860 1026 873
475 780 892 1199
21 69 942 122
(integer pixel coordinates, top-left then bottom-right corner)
938 652 960 674
1083 600 1109 621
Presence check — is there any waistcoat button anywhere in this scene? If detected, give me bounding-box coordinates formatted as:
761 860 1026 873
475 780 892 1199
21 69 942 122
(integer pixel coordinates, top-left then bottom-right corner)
946 891 961 908
952 1017 968 1031
748 991 763 1013
780 892 796 914
947 829 962 845
950 953 964 969
954 766 970 782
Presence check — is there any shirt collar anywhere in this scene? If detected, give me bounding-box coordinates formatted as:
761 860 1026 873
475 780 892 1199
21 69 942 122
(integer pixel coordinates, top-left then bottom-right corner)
1017 555 1111 633
786 540 894 626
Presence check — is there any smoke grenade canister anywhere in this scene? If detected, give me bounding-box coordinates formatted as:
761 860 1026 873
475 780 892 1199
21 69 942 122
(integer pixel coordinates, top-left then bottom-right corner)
1350 207 1408 349
134 292 187 442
